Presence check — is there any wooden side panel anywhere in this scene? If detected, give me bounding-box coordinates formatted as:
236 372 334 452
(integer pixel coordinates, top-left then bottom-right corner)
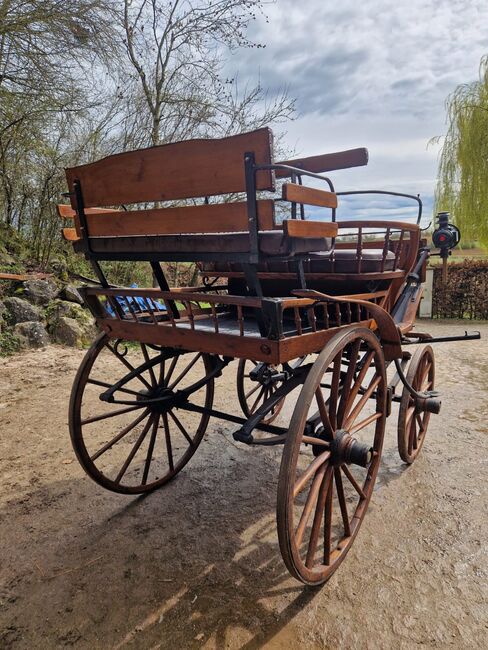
276 148 369 178
85 200 275 237
282 183 338 209
65 128 274 208
283 219 338 239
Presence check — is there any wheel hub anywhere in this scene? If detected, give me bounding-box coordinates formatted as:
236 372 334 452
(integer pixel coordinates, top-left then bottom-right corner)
329 430 373 468
136 386 184 413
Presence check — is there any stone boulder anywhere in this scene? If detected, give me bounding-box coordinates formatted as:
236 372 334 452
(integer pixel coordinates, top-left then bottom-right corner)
3 297 42 324
14 321 49 349
59 284 83 304
51 316 95 348
23 278 58 305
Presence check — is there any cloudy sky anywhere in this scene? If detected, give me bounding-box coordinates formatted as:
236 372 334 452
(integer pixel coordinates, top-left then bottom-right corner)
230 0 488 224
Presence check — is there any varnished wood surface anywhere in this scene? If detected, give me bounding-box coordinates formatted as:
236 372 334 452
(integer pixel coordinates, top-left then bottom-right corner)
283 219 338 239
282 183 338 209
66 128 274 208
275 148 369 178
81 200 275 237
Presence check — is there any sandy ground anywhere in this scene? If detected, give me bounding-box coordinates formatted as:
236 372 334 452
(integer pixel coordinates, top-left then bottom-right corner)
0 320 487 649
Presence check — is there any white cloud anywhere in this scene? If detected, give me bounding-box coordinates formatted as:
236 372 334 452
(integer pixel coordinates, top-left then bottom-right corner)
228 0 488 222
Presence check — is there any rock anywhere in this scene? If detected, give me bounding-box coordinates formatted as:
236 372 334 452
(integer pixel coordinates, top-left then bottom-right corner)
0 245 15 265
23 278 58 305
51 316 96 348
59 284 83 304
14 321 49 348
3 297 42 324
46 300 94 326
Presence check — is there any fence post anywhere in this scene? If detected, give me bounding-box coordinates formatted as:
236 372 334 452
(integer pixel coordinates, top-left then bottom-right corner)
419 267 434 318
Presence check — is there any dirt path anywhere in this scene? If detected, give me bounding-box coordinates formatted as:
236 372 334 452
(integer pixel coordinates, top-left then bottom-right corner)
1 321 487 649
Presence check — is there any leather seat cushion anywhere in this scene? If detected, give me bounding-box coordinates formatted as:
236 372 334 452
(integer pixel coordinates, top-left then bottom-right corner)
205 249 396 274
83 231 331 257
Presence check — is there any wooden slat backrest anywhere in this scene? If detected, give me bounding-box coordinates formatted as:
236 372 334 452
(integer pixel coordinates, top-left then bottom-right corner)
276 148 368 178
65 128 274 208
80 200 275 237
57 203 123 241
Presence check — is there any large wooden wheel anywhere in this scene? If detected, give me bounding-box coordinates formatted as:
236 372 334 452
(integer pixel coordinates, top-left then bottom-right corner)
236 359 285 424
397 345 435 464
69 333 215 494
277 327 387 585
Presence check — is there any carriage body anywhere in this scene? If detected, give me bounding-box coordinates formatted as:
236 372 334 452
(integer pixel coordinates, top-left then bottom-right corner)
59 128 465 585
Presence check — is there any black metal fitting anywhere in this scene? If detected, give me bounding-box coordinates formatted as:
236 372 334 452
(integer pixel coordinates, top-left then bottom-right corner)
330 430 373 468
415 396 442 415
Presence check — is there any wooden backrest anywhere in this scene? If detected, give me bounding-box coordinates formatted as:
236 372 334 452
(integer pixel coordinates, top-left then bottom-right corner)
65 128 274 209
58 200 276 240
276 148 368 178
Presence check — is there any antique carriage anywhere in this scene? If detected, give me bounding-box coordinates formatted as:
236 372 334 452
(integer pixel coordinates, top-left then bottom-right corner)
58 128 477 585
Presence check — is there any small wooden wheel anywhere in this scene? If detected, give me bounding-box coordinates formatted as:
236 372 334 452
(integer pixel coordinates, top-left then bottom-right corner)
397 345 435 464
277 327 387 585
236 359 285 424
69 333 215 494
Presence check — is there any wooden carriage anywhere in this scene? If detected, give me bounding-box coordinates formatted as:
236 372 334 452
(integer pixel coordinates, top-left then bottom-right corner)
58 127 465 585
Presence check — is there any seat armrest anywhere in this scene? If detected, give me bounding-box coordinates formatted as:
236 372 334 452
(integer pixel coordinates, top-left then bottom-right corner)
283 219 338 239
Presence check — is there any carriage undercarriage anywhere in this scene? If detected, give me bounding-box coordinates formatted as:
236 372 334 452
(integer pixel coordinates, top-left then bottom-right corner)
68 279 466 585
60 128 480 585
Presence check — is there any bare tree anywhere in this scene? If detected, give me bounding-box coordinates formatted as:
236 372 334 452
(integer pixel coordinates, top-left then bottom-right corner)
121 0 294 146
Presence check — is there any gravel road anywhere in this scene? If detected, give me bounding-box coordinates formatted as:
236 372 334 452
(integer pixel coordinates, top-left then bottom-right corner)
0 320 487 649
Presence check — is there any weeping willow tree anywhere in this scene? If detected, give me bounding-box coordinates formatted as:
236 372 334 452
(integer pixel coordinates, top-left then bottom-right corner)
435 55 488 248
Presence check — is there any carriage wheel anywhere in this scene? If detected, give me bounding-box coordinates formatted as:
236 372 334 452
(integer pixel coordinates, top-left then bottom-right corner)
236 359 285 424
69 333 215 494
277 327 387 585
397 345 435 464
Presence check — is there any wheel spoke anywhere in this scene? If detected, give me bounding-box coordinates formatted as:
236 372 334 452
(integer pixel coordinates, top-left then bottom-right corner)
323 474 334 565
158 357 165 386
295 464 327 548
164 355 179 387
90 409 150 461
245 382 262 400
81 404 144 426
344 350 375 417
167 353 202 390
305 466 333 568
87 378 141 398
140 343 157 387
337 340 361 427
343 374 381 429
142 414 160 485
329 356 342 429
162 412 174 472
294 451 331 498
341 465 366 500
408 417 417 454
315 388 333 438
249 386 265 414
105 343 152 391
168 409 195 447
416 413 425 432
349 411 382 434
114 413 154 484
334 467 351 537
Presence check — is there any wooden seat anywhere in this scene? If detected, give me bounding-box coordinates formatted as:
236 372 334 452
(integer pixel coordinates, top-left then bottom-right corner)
73 229 331 259
61 128 339 264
